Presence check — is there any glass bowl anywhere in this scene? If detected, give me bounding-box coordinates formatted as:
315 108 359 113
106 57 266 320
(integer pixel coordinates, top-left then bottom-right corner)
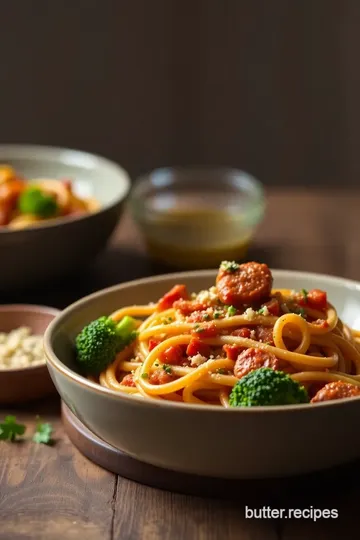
129 167 265 269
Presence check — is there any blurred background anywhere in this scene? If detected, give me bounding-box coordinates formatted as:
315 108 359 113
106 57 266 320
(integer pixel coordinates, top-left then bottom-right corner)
0 0 355 187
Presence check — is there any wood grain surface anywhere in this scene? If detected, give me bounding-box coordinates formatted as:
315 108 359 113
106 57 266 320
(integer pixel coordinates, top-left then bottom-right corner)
1 188 360 539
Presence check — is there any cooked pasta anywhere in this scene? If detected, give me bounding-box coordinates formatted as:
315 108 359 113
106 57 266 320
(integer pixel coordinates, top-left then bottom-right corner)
82 261 360 406
0 164 100 229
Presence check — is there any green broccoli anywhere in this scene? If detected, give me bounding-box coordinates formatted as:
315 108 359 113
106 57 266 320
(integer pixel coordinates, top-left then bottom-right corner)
18 187 58 218
75 315 138 374
229 367 309 407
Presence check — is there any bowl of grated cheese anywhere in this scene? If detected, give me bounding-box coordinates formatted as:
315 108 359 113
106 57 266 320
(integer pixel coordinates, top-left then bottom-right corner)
0 304 60 404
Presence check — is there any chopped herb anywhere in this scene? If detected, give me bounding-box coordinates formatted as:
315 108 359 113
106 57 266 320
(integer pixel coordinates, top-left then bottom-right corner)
292 307 306 318
202 313 210 321
214 311 221 319
220 261 240 273
166 317 174 323
163 364 172 374
257 307 265 314
154 362 160 367
0 415 26 442
32 418 53 445
301 289 308 301
141 372 149 379
194 324 199 329
216 368 226 375
227 306 237 317
195 327 205 333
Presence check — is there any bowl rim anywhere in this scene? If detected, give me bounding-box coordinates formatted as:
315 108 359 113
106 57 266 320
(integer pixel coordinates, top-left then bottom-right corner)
44 268 360 413
0 143 131 235
0 303 61 373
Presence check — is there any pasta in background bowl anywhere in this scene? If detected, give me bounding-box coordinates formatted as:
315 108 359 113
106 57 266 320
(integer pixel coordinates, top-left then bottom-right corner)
0 145 130 290
0 164 101 229
44 265 360 479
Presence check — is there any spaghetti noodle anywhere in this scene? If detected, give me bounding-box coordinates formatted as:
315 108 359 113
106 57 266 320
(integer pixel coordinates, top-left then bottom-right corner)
88 261 360 406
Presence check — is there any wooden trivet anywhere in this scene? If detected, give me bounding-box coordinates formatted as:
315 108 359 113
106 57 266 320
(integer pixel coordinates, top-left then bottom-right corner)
61 401 360 503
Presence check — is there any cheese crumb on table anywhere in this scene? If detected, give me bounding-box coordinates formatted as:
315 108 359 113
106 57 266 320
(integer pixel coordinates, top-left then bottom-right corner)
0 327 45 369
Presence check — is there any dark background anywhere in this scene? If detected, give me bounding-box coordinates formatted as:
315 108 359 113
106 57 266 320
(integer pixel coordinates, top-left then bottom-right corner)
0 0 357 186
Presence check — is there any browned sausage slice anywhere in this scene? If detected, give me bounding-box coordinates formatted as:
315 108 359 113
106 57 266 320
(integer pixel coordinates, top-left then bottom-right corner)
234 348 291 379
216 261 273 307
311 381 360 403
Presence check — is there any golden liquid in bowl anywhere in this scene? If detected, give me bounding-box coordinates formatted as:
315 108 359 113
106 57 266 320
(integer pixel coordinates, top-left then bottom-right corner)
142 208 252 268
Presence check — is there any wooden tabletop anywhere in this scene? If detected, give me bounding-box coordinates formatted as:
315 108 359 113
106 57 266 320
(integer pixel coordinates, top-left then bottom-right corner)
1 187 359 540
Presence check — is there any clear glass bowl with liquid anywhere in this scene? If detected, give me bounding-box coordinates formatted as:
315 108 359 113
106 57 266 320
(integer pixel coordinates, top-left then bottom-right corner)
129 167 265 269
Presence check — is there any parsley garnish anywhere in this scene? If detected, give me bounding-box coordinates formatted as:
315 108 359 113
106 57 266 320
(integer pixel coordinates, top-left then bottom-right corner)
292 307 306 318
301 289 308 302
195 327 205 333
220 261 239 273
141 372 149 379
227 306 237 317
163 364 172 374
214 311 221 319
257 307 265 314
216 368 226 375
203 313 210 321
0 415 26 442
32 418 53 445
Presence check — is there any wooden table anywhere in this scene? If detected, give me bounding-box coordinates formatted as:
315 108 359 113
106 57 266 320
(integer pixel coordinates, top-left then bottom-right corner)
1 188 360 540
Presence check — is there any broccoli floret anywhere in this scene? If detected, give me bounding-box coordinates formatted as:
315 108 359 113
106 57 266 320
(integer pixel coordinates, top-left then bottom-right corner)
75 315 137 374
18 187 58 218
229 367 309 407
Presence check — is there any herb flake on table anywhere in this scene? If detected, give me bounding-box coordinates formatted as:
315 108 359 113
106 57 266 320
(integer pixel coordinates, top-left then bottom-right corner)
0 415 26 442
32 418 53 445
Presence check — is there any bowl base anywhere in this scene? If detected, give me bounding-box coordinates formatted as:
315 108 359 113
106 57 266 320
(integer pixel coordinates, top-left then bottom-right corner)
61 402 360 503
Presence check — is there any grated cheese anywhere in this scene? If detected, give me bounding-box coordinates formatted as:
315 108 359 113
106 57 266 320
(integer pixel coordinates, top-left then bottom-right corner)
261 306 270 316
190 354 207 367
196 287 218 304
0 327 45 369
250 329 256 340
243 307 257 321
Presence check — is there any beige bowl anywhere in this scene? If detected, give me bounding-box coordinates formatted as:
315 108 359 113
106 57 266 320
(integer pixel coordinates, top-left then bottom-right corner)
0 144 130 290
0 304 60 404
44 269 360 479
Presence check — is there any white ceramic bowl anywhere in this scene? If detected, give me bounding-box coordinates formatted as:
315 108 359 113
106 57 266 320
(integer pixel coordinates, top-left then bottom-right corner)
0 144 130 290
44 269 360 479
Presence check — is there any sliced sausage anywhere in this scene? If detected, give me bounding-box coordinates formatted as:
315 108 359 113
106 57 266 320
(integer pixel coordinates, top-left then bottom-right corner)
234 347 291 379
311 381 360 403
216 261 273 307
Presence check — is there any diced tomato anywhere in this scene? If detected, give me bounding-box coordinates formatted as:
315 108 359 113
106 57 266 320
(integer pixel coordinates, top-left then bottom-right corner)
223 344 242 361
186 338 211 358
307 289 327 311
314 319 329 329
263 297 280 316
173 299 208 315
148 338 161 351
121 374 136 387
150 368 176 385
191 321 218 338
231 328 251 338
157 284 189 311
160 345 184 365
